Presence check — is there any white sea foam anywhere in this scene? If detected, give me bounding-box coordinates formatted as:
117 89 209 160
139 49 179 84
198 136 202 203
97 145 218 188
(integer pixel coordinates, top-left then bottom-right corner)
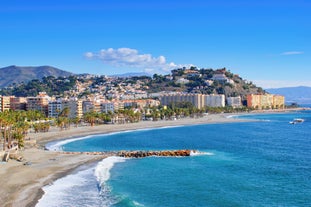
133 200 145 207
190 150 214 156
45 135 94 151
95 156 127 187
36 165 100 207
37 158 129 207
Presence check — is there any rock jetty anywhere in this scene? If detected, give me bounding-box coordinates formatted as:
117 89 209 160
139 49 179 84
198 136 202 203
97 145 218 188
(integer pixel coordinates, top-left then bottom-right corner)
117 150 194 158
58 149 196 158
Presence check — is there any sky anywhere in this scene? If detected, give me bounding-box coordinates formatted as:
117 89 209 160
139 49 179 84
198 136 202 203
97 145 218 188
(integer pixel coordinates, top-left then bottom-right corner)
1 0 310 88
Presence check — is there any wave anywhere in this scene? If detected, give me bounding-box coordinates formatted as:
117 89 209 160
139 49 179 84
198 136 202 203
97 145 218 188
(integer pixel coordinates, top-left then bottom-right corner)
45 135 95 151
36 164 101 207
190 150 214 156
95 156 127 188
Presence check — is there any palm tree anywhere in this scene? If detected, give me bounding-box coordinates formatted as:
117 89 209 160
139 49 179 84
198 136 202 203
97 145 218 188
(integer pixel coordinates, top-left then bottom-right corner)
84 111 98 126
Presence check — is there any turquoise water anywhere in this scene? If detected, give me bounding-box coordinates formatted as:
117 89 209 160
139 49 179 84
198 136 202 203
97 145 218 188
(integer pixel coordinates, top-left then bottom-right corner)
38 111 311 207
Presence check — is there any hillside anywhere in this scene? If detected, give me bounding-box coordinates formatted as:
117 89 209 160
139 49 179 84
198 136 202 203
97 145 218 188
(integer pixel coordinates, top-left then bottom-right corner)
0 65 74 88
147 68 265 99
266 86 311 104
0 67 266 102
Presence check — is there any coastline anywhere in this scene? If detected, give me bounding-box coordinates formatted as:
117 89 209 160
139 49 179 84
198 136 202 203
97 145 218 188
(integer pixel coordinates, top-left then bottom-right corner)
0 110 306 207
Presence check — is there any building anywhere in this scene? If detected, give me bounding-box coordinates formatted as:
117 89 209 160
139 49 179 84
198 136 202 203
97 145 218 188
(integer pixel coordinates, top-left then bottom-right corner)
100 101 115 113
226 96 242 108
62 99 83 118
49 99 83 118
273 95 285 109
247 94 285 109
160 93 205 109
10 96 27 111
26 92 51 116
204 94 225 107
0 96 11 112
48 100 62 118
175 78 190 84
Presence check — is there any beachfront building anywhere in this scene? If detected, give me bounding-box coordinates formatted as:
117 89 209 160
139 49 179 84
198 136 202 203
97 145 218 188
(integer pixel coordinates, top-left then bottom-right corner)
160 93 205 109
226 96 242 108
100 101 116 113
62 99 83 118
0 96 11 112
10 96 27 111
247 94 285 109
273 95 285 109
26 92 51 116
49 99 83 118
160 93 227 109
82 99 101 113
204 94 225 107
48 100 62 118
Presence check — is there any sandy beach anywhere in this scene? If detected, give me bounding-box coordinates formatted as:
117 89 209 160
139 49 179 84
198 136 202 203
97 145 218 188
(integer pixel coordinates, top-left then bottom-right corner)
0 111 301 207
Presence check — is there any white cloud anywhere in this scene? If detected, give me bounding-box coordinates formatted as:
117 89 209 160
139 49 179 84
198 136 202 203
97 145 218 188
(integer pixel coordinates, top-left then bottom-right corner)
253 80 311 89
280 51 304 56
84 48 189 73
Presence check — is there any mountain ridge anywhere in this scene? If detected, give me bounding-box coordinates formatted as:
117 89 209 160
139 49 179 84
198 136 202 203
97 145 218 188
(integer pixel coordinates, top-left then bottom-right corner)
266 86 311 104
0 65 74 88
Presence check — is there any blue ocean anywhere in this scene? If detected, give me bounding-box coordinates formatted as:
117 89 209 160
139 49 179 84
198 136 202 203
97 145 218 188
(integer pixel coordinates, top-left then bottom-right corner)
37 110 311 207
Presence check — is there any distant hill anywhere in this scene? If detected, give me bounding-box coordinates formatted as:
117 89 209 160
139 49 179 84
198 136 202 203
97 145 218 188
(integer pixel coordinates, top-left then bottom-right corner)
0 65 74 88
266 86 311 104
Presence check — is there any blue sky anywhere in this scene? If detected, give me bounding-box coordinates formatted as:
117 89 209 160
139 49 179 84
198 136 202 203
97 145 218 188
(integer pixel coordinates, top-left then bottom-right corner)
1 0 310 88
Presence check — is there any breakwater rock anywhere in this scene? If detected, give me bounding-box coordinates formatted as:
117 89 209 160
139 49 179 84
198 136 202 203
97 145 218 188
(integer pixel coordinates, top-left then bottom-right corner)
117 150 195 158
58 150 197 158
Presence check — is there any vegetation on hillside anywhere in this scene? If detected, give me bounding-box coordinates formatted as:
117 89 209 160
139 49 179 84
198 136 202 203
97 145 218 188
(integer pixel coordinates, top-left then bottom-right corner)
0 76 77 97
0 67 265 100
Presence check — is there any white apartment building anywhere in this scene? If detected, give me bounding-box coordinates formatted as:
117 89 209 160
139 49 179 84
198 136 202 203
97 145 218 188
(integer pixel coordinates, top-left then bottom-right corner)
226 96 242 108
48 100 62 118
100 102 115 113
48 99 83 118
204 94 225 107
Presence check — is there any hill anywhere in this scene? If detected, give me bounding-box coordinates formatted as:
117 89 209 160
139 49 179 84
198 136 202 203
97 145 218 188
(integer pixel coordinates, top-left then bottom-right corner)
0 67 266 102
147 68 265 99
0 65 74 88
266 86 311 104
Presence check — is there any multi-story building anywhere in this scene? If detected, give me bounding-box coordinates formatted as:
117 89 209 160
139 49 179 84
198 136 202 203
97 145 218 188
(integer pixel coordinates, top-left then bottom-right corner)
10 96 27 111
62 99 83 118
100 101 116 113
160 93 227 109
204 94 225 107
160 93 205 109
48 100 62 118
247 94 285 109
273 95 285 109
226 96 242 108
0 96 11 112
49 99 83 118
26 92 51 116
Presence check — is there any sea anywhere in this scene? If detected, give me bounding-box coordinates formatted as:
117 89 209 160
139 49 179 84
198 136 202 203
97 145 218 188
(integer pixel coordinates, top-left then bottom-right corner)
37 109 311 207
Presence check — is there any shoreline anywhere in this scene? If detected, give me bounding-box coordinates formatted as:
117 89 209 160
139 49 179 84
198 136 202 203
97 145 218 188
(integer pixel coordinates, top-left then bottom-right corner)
0 109 307 207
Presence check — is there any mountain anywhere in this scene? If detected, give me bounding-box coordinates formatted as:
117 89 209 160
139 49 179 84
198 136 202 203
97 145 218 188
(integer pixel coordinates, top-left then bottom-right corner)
0 65 74 88
266 86 311 104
